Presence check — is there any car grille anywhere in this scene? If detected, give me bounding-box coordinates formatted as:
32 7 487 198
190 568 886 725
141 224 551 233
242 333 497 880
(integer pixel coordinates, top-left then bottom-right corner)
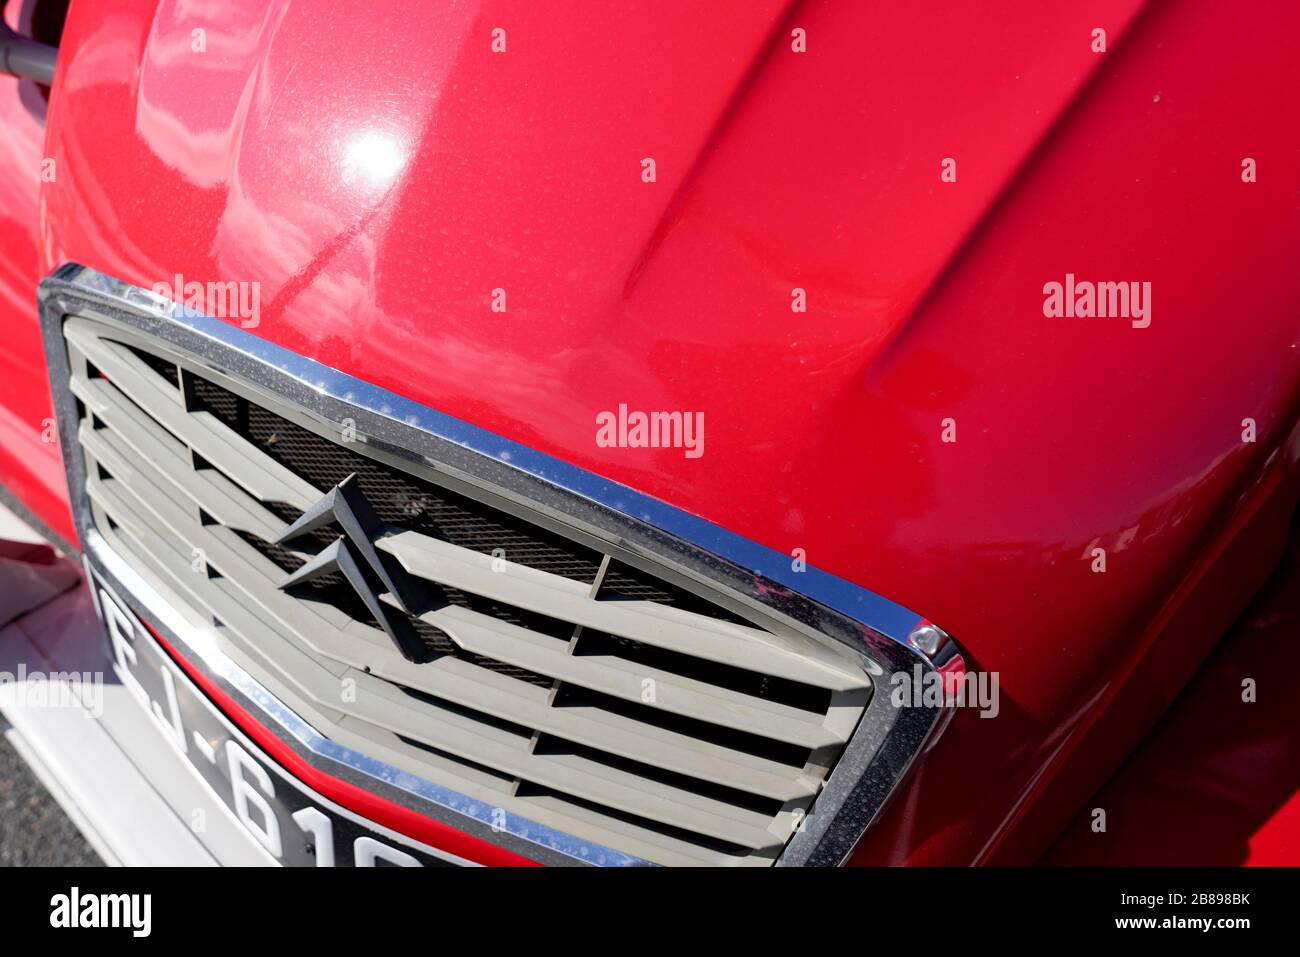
61 316 873 866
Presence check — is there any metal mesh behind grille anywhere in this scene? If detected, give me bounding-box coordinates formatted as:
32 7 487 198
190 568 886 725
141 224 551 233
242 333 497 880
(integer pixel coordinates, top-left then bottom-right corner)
188 376 607 586
63 316 873 866
234 526 557 690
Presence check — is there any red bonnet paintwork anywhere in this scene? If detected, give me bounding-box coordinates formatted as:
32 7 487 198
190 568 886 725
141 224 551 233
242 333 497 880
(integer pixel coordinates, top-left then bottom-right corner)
0 0 1297 863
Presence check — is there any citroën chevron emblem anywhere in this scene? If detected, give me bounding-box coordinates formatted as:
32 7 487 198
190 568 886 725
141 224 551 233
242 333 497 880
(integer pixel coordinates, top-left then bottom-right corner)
275 473 430 663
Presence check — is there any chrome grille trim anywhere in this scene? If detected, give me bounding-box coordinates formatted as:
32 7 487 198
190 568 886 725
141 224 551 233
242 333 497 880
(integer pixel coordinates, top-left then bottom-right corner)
39 263 952 866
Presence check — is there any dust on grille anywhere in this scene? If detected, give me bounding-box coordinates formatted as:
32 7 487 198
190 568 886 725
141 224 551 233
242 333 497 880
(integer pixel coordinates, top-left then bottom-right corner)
182 372 820 713
67 327 871 866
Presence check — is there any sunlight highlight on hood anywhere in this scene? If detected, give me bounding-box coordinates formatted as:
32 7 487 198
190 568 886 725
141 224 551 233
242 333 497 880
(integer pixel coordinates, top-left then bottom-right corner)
343 131 406 188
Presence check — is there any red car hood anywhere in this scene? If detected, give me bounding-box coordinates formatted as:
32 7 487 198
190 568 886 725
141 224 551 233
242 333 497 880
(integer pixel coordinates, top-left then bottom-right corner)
44 0 1157 579
38 0 1300 863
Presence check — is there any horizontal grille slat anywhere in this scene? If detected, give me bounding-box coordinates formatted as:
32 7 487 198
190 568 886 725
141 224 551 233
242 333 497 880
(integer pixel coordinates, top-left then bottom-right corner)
79 373 860 703
67 319 321 510
85 445 847 752
83 467 826 804
87 485 794 848
96 510 750 866
75 405 284 542
429 605 852 747
66 318 878 866
185 373 607 586
379 529 870 691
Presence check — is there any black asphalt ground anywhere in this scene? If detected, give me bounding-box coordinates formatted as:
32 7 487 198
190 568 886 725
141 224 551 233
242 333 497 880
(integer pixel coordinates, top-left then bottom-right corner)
0 733 102 866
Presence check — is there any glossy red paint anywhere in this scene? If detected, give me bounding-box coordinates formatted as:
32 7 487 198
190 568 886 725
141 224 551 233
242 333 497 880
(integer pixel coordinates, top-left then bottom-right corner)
0 0 1297 865
0 2 73 545
1041 531 1300 866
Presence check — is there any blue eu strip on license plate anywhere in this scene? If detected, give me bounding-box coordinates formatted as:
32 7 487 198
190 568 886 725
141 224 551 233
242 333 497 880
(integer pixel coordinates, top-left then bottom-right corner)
87 568 466 867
